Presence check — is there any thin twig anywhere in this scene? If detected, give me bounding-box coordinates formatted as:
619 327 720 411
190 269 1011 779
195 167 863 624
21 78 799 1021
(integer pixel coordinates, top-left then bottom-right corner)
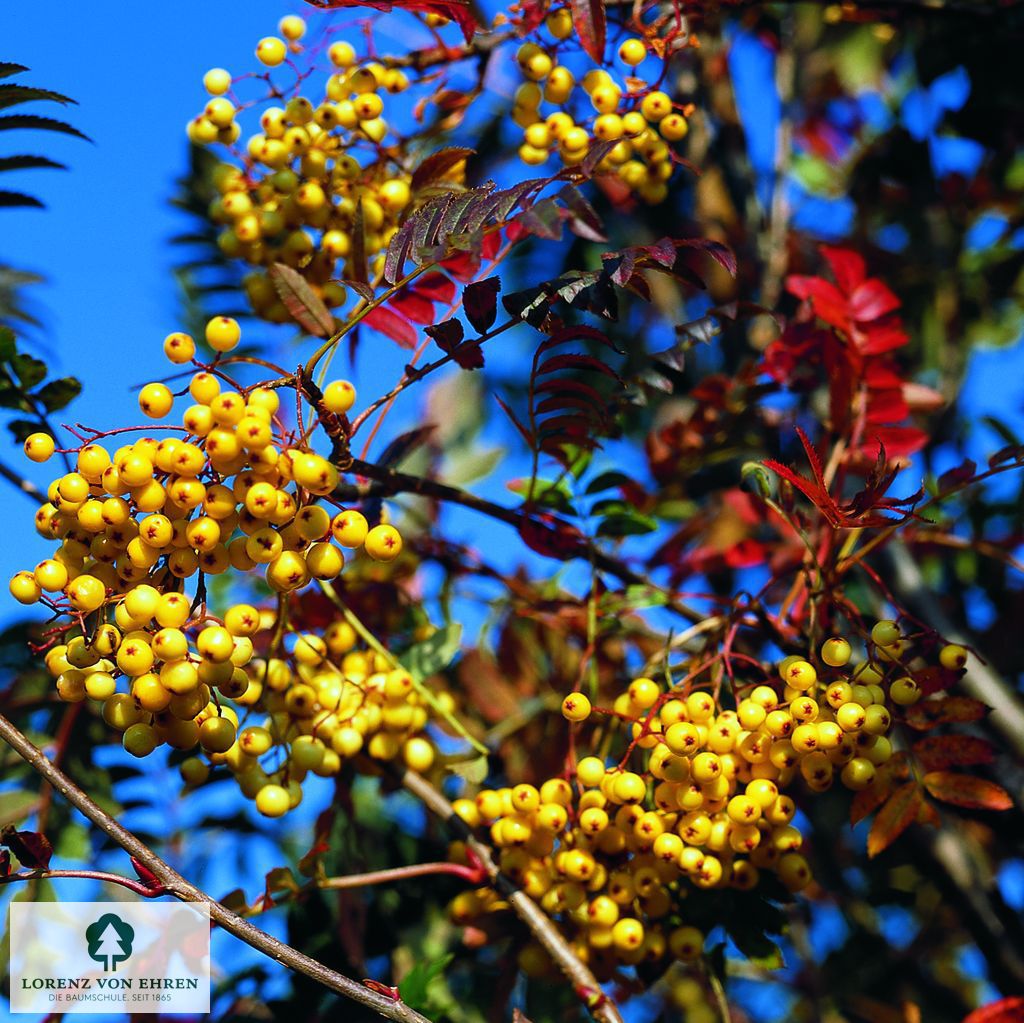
0 711 433 1023
0 458 44 503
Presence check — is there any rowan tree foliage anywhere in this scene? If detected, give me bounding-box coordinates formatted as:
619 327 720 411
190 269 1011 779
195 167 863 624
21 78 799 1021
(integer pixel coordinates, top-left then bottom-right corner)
1 3 1023 1023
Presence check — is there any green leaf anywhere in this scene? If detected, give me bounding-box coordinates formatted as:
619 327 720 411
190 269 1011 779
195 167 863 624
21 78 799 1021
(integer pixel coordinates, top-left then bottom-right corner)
264 866 299 895
0 325 15 359
9 351 46 388
506 476 573 512
447 755 488 784
595 509 658 537
0 190 43 208
0 64 29 80
55 823 91 861
7 418 40 442
400 624 462 682
585 470 632 495
748 942 786 970
34 375 81 412
0 790 38 828
442 445 503 486
398 953 454 1013
0 85 76 111
0 113 89 141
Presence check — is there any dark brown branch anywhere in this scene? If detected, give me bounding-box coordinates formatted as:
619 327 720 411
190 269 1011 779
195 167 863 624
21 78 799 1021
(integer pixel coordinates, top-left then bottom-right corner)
345 458 703 623
0 711 433 1023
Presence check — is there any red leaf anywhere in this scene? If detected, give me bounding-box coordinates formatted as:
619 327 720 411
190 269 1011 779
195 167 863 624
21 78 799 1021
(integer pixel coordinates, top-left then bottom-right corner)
786 274 850 331
762 427 844 526
913 665 962 696
860 425 929 460
569 0 606 61
536 353 618 378
413 272 457 303
914 736 996 772
905 696 990 730
962 997 1024 1023
821 246 865 292
410 147 475 191
425 319 463 353
922 772 1012 811
857 316 909 355
0 826 53 869
389 290 435 325
464 277 500 333
850 279 901 323
305 0 481 41
363 306 417 348
867 781 923 858
519 514 587 560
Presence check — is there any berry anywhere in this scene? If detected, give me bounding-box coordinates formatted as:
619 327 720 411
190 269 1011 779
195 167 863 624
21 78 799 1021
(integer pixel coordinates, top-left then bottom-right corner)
618 39 647 66
203 68 231 95
364 523 402 562
871 620 901 647
323 380 356 414
939 643 968 670
24 432 55 463
279 15 306 40
205 316 241 352
139 382 174 418
256 37 288 67
255 783 290 817
821 637 851 666
561 693 591 722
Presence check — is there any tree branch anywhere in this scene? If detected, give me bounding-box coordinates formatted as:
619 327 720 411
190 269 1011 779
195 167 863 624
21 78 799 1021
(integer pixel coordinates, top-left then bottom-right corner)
0 457 44 503
0 711 433 1023
345 457 703 623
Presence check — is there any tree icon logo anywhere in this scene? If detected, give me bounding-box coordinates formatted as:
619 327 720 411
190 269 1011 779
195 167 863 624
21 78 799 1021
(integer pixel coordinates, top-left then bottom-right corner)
85 914 135 972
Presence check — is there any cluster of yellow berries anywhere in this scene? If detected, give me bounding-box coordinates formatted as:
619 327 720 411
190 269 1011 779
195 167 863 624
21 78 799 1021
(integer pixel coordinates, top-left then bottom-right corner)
13 317 402 612
188 633 440 817
513 11 688 203
186 15 449 323
449 621 951 976
9 321 425 813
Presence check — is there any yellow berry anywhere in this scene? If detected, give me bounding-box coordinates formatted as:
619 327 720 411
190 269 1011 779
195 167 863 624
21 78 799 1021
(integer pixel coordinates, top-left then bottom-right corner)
871 620 901 647
821 637 851 666
24 432 55 463
618 38 647 66
203 68 231 95
323 380 356 414
561 693 591 722
205 316 241 352
139 382 174 418
939 643 968 670
255 783 290 817
364 523 402 562
279 14 306 40
256 37 288 67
